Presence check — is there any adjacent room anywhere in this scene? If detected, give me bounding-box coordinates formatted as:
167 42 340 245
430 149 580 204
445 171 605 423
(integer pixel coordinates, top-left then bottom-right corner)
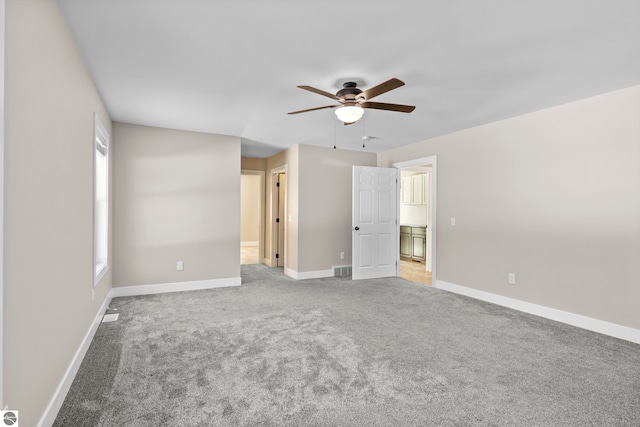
2 1 639 426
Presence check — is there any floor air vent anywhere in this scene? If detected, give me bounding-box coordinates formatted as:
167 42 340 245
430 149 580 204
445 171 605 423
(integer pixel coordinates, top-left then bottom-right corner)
333 266 352 277
102 313 119 323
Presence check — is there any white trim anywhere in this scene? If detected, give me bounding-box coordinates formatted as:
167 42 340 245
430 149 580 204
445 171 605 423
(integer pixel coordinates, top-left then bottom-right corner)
285 268 334 280
240 241 259 247
393 156 437 285
37 295 112 427
434 280 640 345
109 277 241 298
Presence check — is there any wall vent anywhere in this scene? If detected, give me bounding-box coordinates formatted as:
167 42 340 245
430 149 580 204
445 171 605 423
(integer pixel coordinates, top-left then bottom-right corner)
333 266 352 277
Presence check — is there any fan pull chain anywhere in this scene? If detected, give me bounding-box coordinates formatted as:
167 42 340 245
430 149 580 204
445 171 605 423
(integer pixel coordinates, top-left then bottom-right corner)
362 116 366 148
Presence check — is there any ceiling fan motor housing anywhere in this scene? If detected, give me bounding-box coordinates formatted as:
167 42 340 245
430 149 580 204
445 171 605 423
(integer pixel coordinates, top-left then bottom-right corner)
337 82 364 106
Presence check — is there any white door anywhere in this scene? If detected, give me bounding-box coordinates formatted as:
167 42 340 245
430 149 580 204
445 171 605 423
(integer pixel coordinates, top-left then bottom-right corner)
352 166 398 280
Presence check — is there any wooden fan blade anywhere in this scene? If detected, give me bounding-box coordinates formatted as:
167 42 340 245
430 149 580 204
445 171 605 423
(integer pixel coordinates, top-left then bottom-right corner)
288 105 339 115
344 121 356 126
361 101 415 113
298 85 341 101
359 78 404 101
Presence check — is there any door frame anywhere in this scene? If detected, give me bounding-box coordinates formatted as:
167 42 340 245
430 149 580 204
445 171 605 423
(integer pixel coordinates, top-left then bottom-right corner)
393 156 437 284
241 169 265 265
268 165 287 268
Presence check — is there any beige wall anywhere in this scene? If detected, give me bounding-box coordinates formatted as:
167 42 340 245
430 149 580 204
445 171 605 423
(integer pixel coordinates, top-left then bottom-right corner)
298 145 376 272
241 157 266 172
379 85 640 330
113 123 241 286
241 174 261 242
4 0 113 425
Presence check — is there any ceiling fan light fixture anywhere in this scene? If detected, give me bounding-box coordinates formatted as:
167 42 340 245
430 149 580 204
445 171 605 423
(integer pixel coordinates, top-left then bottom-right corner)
335 105 364 123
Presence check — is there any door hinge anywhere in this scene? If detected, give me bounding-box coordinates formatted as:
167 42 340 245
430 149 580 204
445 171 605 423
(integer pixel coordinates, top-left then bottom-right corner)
276 218 280 223
276 182 280 187
275 253 279 259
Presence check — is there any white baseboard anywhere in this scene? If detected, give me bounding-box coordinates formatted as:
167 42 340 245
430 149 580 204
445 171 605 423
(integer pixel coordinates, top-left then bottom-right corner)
434 280 640 345
110 277 242 298
241 241 259 247
38 294 112 427
284 268 334 280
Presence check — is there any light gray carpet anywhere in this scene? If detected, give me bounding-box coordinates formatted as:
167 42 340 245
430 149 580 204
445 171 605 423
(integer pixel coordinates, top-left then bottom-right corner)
55 264 640 426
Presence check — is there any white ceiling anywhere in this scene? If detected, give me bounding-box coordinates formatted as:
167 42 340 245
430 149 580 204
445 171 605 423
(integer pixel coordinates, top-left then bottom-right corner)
57 0 640 158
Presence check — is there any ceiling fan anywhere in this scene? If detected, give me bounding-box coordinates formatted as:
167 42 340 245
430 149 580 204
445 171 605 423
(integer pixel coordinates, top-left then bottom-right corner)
288 78 415 124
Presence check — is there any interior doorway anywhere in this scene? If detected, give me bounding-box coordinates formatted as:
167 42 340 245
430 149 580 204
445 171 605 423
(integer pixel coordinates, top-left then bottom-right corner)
270 167 287 268
394 156 437 286
241 170 265 265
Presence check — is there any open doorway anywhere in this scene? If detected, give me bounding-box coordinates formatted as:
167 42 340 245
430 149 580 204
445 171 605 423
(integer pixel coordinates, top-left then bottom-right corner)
241 170 265 265
394 156 437 286
269 167 287 268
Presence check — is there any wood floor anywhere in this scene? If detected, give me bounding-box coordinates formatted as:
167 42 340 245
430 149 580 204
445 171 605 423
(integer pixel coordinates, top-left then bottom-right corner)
399 259 432 285
241 244 259 264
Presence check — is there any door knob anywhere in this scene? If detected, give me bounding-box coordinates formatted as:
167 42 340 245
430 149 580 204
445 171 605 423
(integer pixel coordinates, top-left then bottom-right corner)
353 226 360 231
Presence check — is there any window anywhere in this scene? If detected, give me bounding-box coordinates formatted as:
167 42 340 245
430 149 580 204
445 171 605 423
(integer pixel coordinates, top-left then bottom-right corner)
94 113 109 286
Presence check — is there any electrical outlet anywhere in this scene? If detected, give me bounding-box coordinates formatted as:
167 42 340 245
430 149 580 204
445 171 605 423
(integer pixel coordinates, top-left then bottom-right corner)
177 261 184 271
508 273 516 284
340 252 345 260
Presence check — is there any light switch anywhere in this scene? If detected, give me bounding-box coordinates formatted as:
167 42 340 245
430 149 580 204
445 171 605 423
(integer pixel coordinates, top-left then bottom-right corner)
450 217 456 226
177 261 184 271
